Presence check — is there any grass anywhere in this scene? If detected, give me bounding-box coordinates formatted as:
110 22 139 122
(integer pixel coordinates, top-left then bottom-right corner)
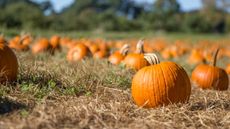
1 28 229 40
0 32 230 128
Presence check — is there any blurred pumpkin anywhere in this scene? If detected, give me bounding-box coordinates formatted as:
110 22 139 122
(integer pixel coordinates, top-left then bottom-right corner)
9 35 31 51
123 40 149 70
108 44 129 65
225 64 230 74
50 35 61 54
32 38 50 54
188 49 205 64
93 50 107 59
191 49 229 91
67 43 89 62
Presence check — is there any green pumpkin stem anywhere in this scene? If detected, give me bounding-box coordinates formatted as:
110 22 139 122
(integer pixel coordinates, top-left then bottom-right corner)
212 48 219 67
144 53 160 65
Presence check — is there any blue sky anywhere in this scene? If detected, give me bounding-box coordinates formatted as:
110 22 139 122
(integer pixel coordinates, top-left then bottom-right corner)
48 0 203 12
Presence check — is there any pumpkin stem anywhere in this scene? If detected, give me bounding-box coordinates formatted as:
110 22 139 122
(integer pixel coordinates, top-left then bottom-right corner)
144 53 160 65
120 44 129 56
212 48 219 67
18 34 29 45
136 39 144 54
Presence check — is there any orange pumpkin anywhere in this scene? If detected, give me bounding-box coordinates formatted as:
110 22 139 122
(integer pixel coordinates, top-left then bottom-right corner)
9 35 31 51
93 50 107 59
191 49 229 90
32 38 50 54
108 44 129 65
0 40 18 83
50 35 60 49
67 43 89 62
123 40 149 70
132 53 191 108
89 44 99 54
188 49 205 64
226 64 230 74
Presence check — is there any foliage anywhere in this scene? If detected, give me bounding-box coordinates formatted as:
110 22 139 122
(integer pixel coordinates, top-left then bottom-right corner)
0 0 229 33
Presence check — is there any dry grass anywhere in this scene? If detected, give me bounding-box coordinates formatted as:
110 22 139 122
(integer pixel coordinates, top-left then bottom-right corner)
0 51 230 129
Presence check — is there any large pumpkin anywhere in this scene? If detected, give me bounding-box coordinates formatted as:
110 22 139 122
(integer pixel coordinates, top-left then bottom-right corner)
123 40 149 70
108 44 129 65
0 41 18 83
191 49 229 90
132 53 191 108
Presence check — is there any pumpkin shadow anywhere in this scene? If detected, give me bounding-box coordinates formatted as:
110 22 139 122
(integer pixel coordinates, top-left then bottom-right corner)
0 97 27 115
189 100 230 111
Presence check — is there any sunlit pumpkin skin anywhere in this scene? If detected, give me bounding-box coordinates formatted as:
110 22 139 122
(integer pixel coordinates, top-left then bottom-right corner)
226 64 230 74
50 35 60 49
60 37 72 48
132 53 191 108
0 36 6 43
67 43 89 62
124 53 149 70
32 38 50 54
188 49 205 64
89 44 99 54
108 44 129 65
124 40 149 70
161 48 172 59
93 50 107 59
0 41 18 83
191 49 229 91
8 35 31 51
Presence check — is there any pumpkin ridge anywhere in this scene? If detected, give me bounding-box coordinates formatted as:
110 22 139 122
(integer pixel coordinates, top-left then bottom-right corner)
165 62 178 104
175 63 191 102
152 65 159 107
159 63 168 106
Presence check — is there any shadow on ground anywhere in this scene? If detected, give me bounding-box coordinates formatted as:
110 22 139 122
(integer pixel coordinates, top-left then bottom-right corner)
189 100 230 111
0 97 27 115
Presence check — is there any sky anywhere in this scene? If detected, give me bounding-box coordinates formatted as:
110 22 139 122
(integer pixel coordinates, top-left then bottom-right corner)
48 0 203 12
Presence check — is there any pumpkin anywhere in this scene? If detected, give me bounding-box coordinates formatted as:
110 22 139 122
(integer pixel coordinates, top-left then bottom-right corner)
188 49 205 64
123 40 149 70
32 38 50 54
108 44 129 65
132 53 191 108
0 40 18 83
89 43 99 54
93 50 107 59
191 49 229 90
67 43 89 62
9 35 30 51
50 35 60 49
226 64 230 74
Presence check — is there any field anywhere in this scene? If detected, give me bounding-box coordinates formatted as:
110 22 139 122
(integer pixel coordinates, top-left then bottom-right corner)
1 31 230 129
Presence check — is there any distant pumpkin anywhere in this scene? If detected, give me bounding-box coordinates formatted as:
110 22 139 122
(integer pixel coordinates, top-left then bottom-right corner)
123 40 149 70
9 35 31 51
67 43 89 62
93 50 107 59
108 44 129 65
32 38 50 54
191 49 229 91
132 53 191 108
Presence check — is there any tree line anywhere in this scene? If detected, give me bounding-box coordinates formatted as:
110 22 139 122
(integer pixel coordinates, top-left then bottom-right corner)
0 0 230 33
